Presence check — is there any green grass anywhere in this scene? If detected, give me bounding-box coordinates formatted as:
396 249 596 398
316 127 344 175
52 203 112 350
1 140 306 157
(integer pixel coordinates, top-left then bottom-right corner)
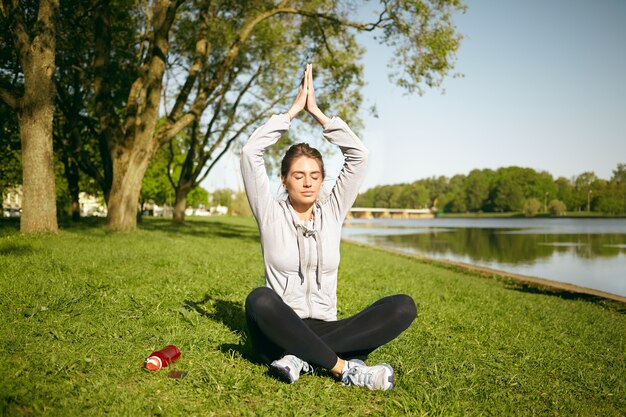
1 216 625 416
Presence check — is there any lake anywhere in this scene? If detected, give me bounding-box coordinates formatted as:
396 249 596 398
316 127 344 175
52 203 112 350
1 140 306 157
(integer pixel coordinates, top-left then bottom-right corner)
342 218 626 297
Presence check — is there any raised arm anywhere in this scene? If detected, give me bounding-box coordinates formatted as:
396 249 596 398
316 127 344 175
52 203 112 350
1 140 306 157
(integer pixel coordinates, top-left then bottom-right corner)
240 114 290 222
324 118 369 221
241 66 309 221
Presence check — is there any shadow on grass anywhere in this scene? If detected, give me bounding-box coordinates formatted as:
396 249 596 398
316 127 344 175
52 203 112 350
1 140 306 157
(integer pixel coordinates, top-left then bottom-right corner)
0 218 20 236
184 293 262 364
2 215 260 242
506 283 626 314
139 217 260 242
0 242 33 256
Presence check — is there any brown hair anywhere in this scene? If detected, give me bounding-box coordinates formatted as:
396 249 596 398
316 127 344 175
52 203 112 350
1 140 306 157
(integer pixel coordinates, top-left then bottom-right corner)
280 143 325 179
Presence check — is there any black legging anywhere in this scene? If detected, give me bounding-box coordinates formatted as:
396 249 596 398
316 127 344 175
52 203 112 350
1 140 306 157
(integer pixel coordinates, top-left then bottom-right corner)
245 286 417 369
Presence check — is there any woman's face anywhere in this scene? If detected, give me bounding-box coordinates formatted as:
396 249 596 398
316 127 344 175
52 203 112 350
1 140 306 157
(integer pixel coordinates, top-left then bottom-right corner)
282 156 323 210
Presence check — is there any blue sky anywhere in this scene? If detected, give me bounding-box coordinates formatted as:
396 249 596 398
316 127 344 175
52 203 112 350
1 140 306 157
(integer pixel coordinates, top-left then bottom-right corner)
203 0 626 193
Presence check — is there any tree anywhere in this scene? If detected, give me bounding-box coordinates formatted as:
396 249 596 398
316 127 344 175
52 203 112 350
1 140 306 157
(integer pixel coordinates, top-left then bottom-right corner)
611 163 626 184
90 0 466 231
419 175 449 209
555 176 576 212
187 186 208 208
465 168 494 212
211 188 234 208
440 174 466 213
574 171 597 212
397 182 429 209
523 198 541 216
548 199 566 216
230 191 252 216
596 163 626 215
1 0 59 233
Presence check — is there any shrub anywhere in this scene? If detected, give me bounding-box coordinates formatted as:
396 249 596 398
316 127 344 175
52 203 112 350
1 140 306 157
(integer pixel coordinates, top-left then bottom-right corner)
548 199 567 216
523 198 542 216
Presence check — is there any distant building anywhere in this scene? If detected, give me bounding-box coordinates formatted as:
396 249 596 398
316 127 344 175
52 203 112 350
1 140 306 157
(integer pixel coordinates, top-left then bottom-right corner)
2 187 109 218
2 185 23 217
79 192 107 217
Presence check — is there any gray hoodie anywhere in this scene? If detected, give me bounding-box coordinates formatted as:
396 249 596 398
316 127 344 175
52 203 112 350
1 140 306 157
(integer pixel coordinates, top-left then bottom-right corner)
241 113 368 321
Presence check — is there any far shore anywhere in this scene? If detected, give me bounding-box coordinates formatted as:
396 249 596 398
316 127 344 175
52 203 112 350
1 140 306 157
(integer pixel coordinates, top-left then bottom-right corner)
435 211 626 219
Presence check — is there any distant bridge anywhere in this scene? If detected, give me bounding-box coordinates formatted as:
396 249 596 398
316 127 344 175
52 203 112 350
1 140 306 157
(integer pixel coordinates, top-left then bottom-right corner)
347 207 435 219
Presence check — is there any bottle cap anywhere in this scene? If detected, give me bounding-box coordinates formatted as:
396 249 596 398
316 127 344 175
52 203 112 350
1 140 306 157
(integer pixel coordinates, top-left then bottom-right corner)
143 356 162 371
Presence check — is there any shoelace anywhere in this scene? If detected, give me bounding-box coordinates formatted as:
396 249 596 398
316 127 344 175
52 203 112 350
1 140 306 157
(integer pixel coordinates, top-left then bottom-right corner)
285 356 310 373
346 366 374 386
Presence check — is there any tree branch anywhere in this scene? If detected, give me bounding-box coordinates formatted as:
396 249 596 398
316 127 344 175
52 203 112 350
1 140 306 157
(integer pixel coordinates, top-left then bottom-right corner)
167 0 212 121
4 0 32 57
0 82 20 109
276 1 396 32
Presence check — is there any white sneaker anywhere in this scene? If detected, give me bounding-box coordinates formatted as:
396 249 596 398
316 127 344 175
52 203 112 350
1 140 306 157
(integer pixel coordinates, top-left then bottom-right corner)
341 359 395 391
269 355 311 384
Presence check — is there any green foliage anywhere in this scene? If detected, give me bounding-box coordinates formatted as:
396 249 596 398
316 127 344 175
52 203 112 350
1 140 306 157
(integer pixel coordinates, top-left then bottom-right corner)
141 145 176 206
356 164 626 215
187 187 209 208
211 188 235 208
0 217 624 415
523 198 542 216
548 199 567 216
230 191 252 217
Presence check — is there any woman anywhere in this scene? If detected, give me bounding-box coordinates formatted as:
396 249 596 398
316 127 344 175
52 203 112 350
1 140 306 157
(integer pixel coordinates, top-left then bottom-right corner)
241 64 416 390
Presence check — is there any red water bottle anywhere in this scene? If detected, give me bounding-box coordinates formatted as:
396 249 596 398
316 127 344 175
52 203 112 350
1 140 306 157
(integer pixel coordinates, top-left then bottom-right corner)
143 345 181 371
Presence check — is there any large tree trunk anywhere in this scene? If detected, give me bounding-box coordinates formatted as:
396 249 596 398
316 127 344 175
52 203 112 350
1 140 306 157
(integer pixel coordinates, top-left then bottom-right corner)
19 107 58 233
106 142 154 231
172 183 193 224
17 0 59 233
98 0 179 232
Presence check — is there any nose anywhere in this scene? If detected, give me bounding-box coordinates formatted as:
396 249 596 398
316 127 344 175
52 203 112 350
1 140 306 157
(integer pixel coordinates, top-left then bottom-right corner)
303 176 312 187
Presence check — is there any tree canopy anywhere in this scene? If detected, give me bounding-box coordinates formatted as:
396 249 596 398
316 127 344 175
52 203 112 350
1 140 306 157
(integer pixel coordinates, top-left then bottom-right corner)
355 164 626 215
1 0 467 231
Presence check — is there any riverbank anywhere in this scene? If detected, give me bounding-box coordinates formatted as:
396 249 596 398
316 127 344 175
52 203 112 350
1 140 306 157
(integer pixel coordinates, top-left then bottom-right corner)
1 217 624 416
437 211 626 219
343 238 626 305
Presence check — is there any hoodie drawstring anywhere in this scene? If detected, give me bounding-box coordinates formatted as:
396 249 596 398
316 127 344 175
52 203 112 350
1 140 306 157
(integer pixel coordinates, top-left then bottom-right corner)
296 224 323 289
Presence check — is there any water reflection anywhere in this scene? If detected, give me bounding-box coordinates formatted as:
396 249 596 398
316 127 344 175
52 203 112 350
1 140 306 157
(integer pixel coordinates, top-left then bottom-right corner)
377 229 626 264
342 218 626 297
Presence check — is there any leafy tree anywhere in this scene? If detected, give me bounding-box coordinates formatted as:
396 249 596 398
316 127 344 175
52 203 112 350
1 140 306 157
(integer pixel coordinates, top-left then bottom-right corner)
373 185 396 208
141 143 175 207
397 182 429 209
440 174 466 213
611 163 626 184
187 186 209 208
419 175 449 209
1 0 59 233
211 188 234 208
548 199 566 216
465 168 495 212
230 191 252 216
574 171 597 212
492 167 533 212
51 1 137 217
555 177 576 213
523 198 541 216
594 163 626 215
84 0 465 231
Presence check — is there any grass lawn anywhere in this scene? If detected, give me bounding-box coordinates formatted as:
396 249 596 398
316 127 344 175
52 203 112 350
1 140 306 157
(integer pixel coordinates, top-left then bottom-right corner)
1 216 624 416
